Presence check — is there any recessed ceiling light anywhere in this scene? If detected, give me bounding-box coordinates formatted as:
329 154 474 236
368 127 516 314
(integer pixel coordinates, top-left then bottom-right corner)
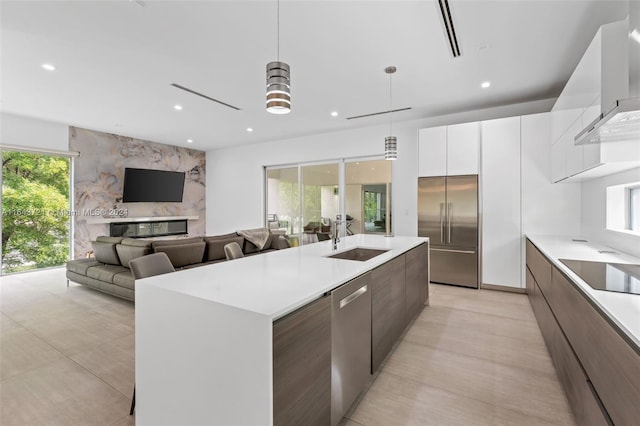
246 127 254 132
187 139 193 143
331 111 339 117
41 63 56 71
174 104 183 111
481 81 491 89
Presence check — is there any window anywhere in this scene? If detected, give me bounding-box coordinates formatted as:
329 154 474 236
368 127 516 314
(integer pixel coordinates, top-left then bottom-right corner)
1 150 72 274
606 181 640 236
265 157 392 245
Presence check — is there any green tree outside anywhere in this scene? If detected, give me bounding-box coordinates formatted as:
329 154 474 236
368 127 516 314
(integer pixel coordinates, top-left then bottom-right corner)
2 151 70 273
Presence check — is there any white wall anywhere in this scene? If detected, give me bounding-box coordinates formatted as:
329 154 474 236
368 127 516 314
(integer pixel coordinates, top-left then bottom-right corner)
581 167 640 257
206 99 555 236
1 113 69 151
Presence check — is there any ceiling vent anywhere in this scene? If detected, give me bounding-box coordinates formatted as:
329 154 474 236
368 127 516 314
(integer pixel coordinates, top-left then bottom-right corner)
437 0 461 58
346 107 412 121
170 83 241 111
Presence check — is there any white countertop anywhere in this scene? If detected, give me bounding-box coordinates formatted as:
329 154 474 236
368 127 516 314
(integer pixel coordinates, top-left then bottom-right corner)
527 235 640 350
142 234 428 320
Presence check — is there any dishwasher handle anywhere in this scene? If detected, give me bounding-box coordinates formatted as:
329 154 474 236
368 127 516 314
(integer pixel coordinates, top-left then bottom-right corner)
339 285 368 309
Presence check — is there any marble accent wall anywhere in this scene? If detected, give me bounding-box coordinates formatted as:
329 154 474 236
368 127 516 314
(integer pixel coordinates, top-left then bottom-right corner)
70 127 206 258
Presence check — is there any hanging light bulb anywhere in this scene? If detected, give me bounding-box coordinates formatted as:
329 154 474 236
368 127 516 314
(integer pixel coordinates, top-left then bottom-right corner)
385 66 397 160
266 0 291 114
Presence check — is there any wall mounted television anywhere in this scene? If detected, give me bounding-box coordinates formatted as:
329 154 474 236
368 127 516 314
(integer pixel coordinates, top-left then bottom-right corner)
122 168 185 203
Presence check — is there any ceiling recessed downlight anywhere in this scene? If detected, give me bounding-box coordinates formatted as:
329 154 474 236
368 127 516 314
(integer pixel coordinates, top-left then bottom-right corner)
174 104 183 111
481 81 491 89
246 127 254 132
331 111 339 117
41 63 56 71
187 139 193 143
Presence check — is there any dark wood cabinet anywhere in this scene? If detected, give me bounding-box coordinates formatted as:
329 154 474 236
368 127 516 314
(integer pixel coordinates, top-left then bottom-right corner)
273 295 331 426
371 255 406 373
405 243 429 319
525 240 551 295
551 268 640 426
525 238 640 425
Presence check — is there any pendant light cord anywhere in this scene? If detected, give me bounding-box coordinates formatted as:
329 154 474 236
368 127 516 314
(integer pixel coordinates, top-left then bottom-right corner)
277 0 280 60
389 72 393 135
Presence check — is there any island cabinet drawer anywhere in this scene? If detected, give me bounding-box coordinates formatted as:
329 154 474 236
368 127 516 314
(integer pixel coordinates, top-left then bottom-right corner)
405 242 429 319
273 294 331 426
551 267 640 426
526 239 552 296
371 255 406 373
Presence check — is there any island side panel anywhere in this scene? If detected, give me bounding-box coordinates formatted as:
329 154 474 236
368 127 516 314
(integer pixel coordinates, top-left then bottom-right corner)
136 283 273 426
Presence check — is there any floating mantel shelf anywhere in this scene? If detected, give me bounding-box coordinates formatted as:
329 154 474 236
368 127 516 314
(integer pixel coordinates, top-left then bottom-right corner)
84 215 199 225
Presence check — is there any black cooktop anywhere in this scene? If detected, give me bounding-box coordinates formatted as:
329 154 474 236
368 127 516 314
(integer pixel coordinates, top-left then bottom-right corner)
559 259 640 295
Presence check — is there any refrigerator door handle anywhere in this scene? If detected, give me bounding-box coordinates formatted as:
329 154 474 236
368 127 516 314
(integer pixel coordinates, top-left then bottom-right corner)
431 248 476 254
447 202 452 244
439 203 444 243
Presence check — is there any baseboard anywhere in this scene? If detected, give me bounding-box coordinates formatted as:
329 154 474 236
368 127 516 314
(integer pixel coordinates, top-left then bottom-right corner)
481 283 527 294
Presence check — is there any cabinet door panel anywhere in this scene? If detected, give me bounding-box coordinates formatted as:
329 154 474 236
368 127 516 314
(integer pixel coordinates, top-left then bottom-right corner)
525 240 552 297
405 243 429 320
551 268 640 426
565 118 585 177
481 117 521 288
371 255 406 373
418 127 447 177
273 295 331 426
550 140 566 182
447 122 479 175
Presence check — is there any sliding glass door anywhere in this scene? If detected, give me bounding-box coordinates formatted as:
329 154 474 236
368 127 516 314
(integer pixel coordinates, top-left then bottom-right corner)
265 156 392 245
1 150 71 274
345 159 392 235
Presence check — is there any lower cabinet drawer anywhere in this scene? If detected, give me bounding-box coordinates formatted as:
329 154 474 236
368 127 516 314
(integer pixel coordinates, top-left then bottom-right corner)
551 268 640 426
530 278 609 425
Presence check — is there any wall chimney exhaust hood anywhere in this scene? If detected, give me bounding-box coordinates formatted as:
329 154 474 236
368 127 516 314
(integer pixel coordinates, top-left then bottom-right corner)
576 1 639 146
574 97 640 145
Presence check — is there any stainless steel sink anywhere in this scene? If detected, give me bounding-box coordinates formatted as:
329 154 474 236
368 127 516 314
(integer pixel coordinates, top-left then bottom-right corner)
326 247 389 261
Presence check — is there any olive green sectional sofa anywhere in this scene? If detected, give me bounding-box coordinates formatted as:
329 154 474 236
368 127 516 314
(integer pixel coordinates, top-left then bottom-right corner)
65 229 290 301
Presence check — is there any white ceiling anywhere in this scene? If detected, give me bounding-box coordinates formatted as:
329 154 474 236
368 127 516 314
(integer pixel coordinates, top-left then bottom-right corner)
0 0 629 151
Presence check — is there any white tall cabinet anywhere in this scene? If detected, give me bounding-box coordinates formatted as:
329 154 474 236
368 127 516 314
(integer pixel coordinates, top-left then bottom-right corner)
481 117 522 288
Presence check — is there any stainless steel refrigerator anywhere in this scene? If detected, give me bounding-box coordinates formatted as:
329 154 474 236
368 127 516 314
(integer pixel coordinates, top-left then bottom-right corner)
418 175 479 288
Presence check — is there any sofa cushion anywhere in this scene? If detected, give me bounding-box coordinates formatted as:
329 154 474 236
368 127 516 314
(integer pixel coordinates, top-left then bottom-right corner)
151 237 204 248
113 271 135 290
116 244 152 269
153 241 206 267
91 241 121 265
206 236 245 261
67 258 101 275
96 236 124 244
87 264 129 283
271 235 291 250
243 234 275 255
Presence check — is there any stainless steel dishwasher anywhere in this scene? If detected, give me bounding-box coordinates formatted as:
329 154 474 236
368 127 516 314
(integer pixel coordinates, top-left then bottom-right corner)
331 272 372 426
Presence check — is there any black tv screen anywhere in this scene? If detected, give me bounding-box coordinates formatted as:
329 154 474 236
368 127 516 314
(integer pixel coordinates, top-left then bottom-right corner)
122 168 185 203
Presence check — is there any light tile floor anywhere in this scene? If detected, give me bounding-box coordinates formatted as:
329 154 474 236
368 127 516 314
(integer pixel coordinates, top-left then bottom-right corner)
0 269 575 425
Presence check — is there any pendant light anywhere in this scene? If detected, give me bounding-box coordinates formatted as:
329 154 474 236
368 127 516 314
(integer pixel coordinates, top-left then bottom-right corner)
384 66 397 160
266 0 291 114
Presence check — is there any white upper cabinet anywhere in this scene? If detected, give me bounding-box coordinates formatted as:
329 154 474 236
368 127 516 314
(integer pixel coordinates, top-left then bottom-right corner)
447 122 480 175
481 116 521 288
418 122 479 177
417 126 446 177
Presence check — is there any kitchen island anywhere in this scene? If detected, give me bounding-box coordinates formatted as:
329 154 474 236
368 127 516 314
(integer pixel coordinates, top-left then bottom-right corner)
135 234 428 426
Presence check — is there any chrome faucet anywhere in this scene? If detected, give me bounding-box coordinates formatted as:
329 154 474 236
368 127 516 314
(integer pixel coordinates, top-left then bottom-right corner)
332 220 343 250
